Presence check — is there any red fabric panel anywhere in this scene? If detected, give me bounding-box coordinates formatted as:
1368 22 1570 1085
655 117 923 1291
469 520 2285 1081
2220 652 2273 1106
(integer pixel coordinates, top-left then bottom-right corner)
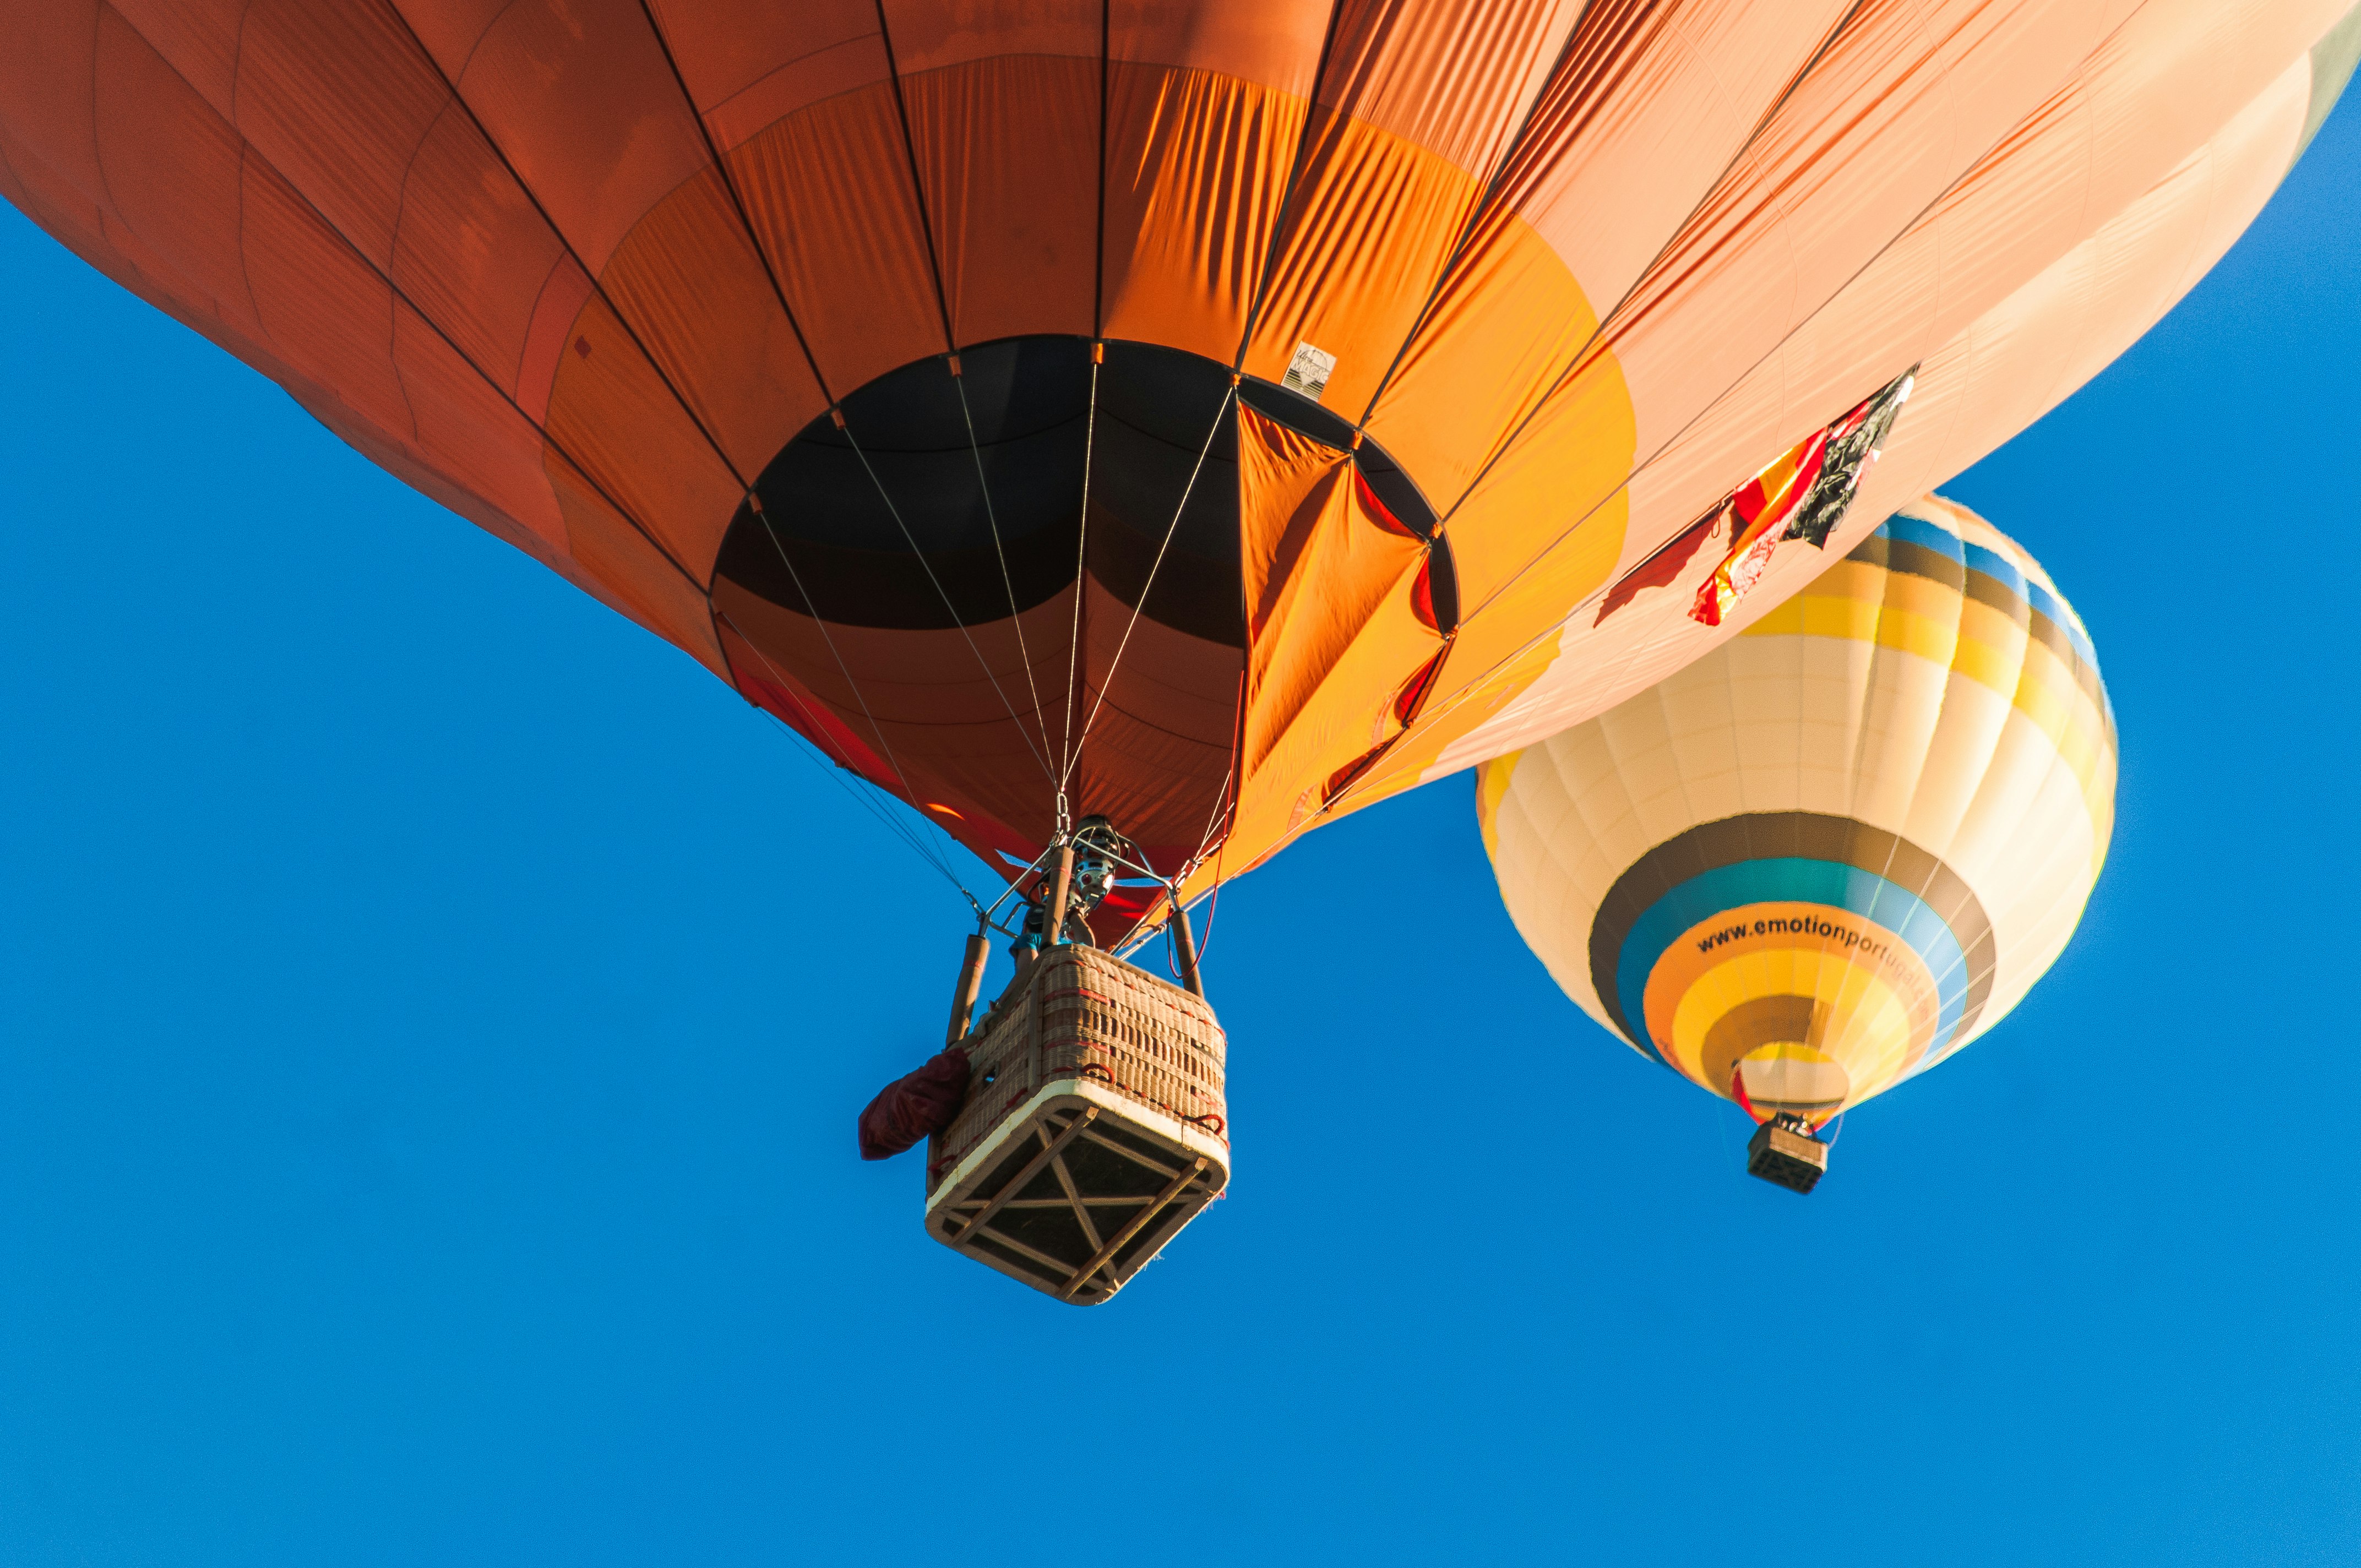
644 0 890 153
394 106 570 394
883 0 1100 70
0 1 106 203
107 0 244 113
233 0 451 270
420 0 709 276
726 86 949 395
92 9 263 331
595 167 830 483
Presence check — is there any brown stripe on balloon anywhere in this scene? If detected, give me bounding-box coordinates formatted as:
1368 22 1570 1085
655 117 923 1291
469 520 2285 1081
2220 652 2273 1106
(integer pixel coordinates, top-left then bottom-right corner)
1586 812 1995 1053
1961 566 2032 627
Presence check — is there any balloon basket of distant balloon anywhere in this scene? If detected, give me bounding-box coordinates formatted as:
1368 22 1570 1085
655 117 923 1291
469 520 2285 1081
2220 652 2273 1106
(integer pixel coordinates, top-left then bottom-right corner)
1745 1115 1831 1195
925 944 1229 1304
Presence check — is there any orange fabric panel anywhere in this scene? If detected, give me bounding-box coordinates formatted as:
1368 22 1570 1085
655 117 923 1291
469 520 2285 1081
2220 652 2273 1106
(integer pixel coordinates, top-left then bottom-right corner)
309 389 574 571
1318 0 1581 178
1239 0 1581 413
1352 239 1590 515
1399 0 2132 655
708 577 1065 837
1109 0 1328 88
385 0 508 69
234 153 430 473
390 297 585 559
1609 0 2344 590
1238 120 1480 415
431 0 710 276
1430 351 1633 630
1099 64 1304 362
1493 0 1857 321
595 167 830 482
901 55 1097 345
1364 215 1626 611
1235 406 1435 785
1392 9 2333 790
1595 0 2125 464
541 295 745 579
727 85 949 397
881 0 1100 70
516 257 596 421
1351 0 1848 510
1067 580 1244 853
1849 55 2316 543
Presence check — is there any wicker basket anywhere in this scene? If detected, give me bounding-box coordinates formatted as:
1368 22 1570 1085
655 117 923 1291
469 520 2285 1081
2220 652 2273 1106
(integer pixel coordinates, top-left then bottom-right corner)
925 944 1229 1304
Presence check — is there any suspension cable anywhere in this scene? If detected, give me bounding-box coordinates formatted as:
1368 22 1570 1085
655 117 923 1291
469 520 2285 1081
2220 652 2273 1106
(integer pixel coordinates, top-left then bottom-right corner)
950 360 1056 771
837 415 1059 787
734 507 971 879
1062 382 1236 791
715 602 977 904
1057 349 1101 796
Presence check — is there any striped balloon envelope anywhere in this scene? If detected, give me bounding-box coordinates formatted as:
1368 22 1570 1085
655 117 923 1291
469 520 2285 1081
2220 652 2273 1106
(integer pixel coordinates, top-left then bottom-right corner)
1477 496 2113 1124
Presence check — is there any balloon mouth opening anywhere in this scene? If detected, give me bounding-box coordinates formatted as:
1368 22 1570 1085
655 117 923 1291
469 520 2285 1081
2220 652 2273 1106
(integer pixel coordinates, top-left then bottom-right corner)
1734 1044 1852 1117
711 334 1446 637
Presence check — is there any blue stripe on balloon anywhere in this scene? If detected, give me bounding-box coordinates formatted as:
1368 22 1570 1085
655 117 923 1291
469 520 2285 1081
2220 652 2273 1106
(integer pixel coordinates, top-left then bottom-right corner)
2023 577 2098 666
1874 512 1966 562
1613 859 1971 1066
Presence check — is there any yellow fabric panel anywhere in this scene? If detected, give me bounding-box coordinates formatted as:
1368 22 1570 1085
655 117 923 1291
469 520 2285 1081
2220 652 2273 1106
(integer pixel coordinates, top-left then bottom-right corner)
1475 752 1519 859
1665 946 1924 1112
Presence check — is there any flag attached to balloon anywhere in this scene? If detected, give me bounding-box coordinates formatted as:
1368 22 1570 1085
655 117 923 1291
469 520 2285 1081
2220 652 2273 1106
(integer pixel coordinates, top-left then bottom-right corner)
1689 369 1914 627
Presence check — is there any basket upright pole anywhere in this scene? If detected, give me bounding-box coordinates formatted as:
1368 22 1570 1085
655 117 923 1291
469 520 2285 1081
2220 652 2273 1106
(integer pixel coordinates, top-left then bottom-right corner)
1168 895 1204 998
1040 845 1076 948
945 930 991 1046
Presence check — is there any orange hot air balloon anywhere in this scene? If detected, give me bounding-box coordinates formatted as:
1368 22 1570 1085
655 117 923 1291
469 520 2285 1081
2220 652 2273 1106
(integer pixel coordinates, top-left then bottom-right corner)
0 1 2351 933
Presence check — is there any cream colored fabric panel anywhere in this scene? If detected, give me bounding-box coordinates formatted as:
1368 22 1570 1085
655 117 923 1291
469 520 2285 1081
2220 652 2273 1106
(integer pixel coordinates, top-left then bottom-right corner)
1794 633 1877 822
1902 674 2017 860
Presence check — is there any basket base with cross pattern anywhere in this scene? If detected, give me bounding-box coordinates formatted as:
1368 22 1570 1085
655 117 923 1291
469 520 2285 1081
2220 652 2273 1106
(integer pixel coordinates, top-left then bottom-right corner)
925 945 1228 1303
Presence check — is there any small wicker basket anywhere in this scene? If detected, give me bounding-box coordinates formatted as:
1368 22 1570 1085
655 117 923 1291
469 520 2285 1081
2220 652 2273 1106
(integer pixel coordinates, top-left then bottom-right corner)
925 944 1229 1304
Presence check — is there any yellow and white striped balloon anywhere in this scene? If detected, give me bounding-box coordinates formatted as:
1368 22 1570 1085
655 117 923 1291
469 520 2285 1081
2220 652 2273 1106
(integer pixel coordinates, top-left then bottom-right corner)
1478 496 2113 1121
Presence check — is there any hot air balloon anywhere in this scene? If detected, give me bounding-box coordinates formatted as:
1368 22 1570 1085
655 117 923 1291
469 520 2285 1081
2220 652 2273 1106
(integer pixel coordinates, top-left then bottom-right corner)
1478 496 2112 1191
0 1 2346 1278
0 0 2347 924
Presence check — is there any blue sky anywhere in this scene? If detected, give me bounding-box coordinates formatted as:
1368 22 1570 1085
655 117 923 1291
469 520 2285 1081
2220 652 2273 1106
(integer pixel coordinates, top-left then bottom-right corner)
0 92 2355 1568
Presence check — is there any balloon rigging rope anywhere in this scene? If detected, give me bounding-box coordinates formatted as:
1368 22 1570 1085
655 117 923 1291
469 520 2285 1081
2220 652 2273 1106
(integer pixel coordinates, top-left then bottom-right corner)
736 517 975 896
1057 356 1100 797
1061 384 1237 795
714 600 977 903
837 421 1059 787
952 368 1057 774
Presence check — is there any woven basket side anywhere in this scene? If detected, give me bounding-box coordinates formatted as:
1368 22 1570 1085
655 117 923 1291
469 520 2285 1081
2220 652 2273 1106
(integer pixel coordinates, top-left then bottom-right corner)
931 945 1230 1180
